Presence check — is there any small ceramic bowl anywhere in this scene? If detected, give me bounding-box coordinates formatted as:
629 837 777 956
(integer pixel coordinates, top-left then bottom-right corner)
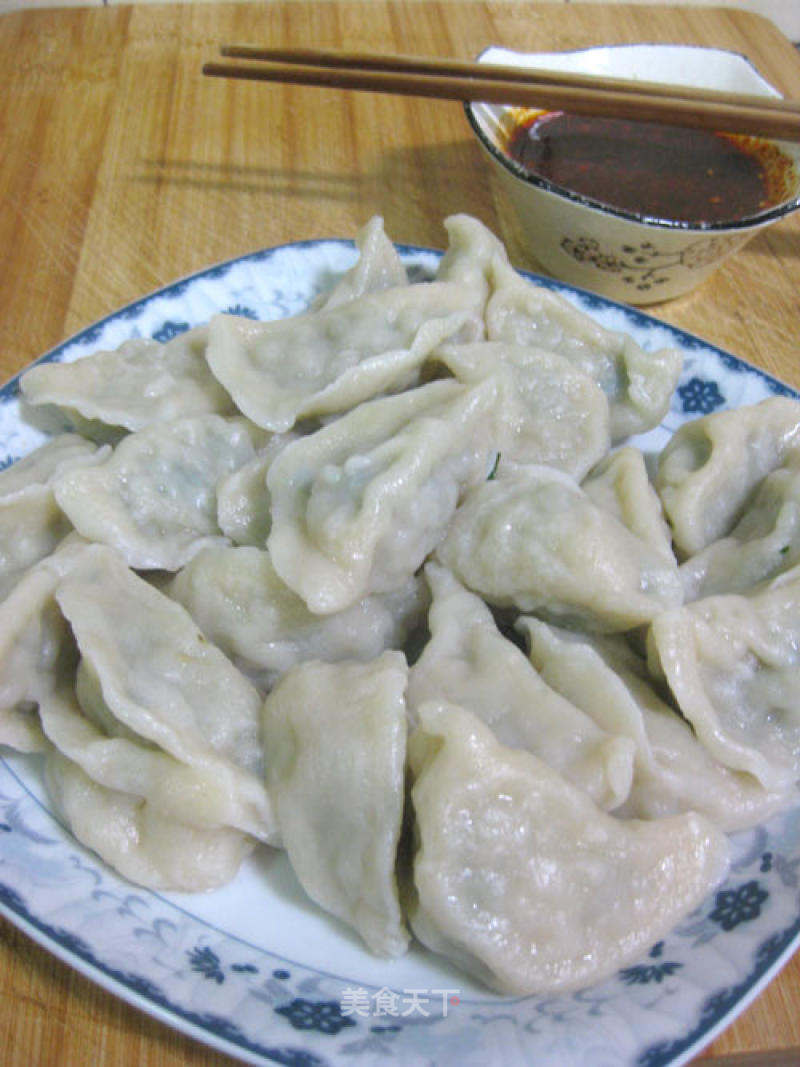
466 44 800 304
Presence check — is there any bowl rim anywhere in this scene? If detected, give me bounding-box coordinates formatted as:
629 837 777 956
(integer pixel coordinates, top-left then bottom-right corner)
465 43 800 233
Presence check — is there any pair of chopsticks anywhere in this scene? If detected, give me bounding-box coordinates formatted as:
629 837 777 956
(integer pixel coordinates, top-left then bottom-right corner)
202 46 800 141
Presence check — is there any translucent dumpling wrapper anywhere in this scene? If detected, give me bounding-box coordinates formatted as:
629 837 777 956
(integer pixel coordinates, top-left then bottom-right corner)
46 747 256 891
656 397 800 557
407 564 634 810
407 701 730 995
267 378 498 614
51 415 262 570
680 462 800 598
431 340 610 479
262 652 410 958
0 434 102 583
313 215 408 309
20 326 236 434
519 616 796 831
647 566 800 793
437 462 683 631
485 256 683 441
52 543 276 844
205 278 485 433
168 545 427 690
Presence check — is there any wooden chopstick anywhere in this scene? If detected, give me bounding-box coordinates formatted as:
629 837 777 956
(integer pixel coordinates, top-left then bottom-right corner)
219 45 800 112
202 46 800 141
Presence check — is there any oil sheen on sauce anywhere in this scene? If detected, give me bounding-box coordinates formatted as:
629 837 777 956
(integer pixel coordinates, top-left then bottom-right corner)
503 111 794 224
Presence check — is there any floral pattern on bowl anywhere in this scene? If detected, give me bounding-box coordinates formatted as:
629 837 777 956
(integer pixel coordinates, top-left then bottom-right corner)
561 232 745 297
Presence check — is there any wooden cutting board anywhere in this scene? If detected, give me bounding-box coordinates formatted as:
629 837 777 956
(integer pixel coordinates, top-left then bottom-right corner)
1 4 800 1066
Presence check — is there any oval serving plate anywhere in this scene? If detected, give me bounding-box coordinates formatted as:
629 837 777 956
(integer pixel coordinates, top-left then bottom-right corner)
1 239 799 1067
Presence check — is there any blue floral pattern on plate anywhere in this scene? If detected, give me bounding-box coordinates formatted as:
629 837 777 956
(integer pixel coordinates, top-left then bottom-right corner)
0 241 799 1067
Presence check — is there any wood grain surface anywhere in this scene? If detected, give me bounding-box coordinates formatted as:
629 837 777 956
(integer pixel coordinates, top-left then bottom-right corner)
1 4 800 1065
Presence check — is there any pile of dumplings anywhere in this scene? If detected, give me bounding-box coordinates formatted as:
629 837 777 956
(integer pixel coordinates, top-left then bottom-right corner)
4 214 800 996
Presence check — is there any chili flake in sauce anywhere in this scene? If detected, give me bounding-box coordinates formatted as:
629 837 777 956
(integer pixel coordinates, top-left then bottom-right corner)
504 111 794 224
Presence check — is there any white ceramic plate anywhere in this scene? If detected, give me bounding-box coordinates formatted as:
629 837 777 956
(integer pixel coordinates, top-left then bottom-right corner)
1 240 800 1067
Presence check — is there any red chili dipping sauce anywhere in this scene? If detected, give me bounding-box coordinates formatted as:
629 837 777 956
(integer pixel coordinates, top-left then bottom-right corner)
503 111 795 224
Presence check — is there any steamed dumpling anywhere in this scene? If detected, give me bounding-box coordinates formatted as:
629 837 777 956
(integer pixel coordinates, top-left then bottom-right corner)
205 279 485 433
0 434 101 585
46 744 255 891
485 256 682 441
51 415 261 570
656 397 800 556
519 616 795 831
0 537 88 753
168 545 426 690
407 701 730 995
435 213 509 301
40 679 263 891
432 340 610 479
582 445 676 562
408 564 634 810
267 378 497 613
262 653 409 957
20 326 236 433
647 566 800 792
437 463 683 630
314 215 408 309
216 432 297 547
680 462 800 598
52 543 276 843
